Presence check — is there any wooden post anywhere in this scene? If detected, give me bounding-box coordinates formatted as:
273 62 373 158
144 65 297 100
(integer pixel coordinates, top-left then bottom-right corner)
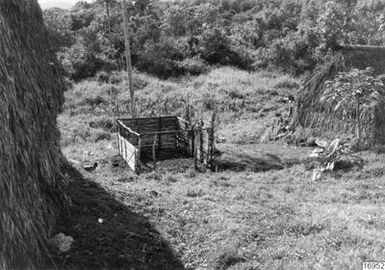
190 125 195 157
194 129 198 170
122 0 135 118
117 123 121 155
356 95 361 150
199 126 203 164
106 0 111 35
158 117 162 152
137 136 142 174
208 108 217 163
185 94 191 124
152 134 158 170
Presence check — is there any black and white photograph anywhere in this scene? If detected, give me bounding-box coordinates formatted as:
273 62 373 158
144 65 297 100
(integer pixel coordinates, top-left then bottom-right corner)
1 0 385 269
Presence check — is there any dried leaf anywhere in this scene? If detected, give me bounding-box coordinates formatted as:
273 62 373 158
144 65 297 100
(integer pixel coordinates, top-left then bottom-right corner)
315 140 328 148
327 139 340 155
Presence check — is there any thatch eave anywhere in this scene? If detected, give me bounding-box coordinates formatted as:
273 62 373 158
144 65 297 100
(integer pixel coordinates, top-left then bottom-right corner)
337 44 385 52
295 44 385 145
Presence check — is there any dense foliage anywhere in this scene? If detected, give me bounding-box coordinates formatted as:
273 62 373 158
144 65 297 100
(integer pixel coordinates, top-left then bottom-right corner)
43 0 385 80
321 68 385 148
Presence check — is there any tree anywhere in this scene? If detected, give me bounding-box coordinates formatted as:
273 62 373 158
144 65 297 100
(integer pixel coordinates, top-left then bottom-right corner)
95 0 120 35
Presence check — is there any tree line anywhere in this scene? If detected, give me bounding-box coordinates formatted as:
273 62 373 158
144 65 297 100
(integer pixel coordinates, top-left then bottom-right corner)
43 0 385 81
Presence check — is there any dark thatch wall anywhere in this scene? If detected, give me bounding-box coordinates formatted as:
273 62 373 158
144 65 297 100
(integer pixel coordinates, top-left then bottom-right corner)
0 0 67 268
296 46 385 145
343 45 385 75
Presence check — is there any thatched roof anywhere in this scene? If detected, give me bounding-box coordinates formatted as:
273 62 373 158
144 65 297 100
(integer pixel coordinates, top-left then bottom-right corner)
0 0 66 268
296 44 385 145
338 44 385 74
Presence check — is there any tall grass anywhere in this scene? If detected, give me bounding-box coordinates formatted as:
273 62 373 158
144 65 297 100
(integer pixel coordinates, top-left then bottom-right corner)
62 67 300 146
65 67 299 117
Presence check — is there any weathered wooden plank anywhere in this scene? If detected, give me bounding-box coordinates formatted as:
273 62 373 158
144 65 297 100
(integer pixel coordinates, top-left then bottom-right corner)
177 144 193 155
117 120 140 137
140 143 175 148
137 137 142 174
177 145 190 153
123 115 176 121
152 134 158 169
118 134 137 172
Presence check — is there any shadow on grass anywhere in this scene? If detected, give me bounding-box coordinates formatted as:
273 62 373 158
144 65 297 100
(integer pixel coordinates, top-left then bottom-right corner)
211 150 284 172
53 163 185 270
211 144 313 172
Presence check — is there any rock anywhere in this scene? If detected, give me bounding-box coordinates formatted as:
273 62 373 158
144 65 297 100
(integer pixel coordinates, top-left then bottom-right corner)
306 137 317 147
150 190 159 197
84 162 98 172
312 169 323 181
216 135 226 143
49 233 74 253
334 159 357 171
315 140 328 148
68 158 81 165
94 133 112 142
111 155 125 167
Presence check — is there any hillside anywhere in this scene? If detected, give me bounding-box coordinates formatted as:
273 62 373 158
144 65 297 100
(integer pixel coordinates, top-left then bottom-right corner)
55 68 385 269
43 0 385 82
38 0 84 9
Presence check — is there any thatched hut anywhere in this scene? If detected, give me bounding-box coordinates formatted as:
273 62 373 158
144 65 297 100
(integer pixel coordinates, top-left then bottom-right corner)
296 45 385 145
0 1 67 268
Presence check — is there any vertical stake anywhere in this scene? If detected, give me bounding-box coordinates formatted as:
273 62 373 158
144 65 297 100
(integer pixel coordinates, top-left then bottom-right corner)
194 129 198 170
208 107 217 165
106 0 111 35
137 136 142 174
185 94 191 125
122 0 135 118
152 134 158 170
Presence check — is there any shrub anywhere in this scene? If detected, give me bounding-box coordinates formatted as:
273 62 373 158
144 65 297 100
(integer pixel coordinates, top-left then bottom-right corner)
109 72 124 84
200 28 245 67
321 68 385 149
177 57 208 75
273 78 300 90
83 95 106 107
96 71 110 84
136 38 186 78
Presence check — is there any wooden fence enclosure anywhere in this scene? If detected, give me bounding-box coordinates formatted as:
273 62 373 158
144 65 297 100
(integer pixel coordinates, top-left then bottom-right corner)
117 116 214 173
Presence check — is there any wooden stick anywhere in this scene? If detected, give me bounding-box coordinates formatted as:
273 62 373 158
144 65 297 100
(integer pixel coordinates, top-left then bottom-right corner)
117 120 140 137
119 115 176 121
122 0 135 118
137 138 142 174
139 128 211 136
199 127 203 164
194 129 198 170
210 107 217 163
152 134 158 170
106 0 111 35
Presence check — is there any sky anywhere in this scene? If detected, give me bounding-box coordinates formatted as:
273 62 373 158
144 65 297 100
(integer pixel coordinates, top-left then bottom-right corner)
38 0 93 10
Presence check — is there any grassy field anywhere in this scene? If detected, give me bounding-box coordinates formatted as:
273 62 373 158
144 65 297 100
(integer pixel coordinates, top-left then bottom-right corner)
56 67 385 269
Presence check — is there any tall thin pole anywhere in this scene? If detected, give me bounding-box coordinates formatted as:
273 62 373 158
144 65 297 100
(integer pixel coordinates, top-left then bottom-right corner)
106 0 111 35
122 0 135 118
